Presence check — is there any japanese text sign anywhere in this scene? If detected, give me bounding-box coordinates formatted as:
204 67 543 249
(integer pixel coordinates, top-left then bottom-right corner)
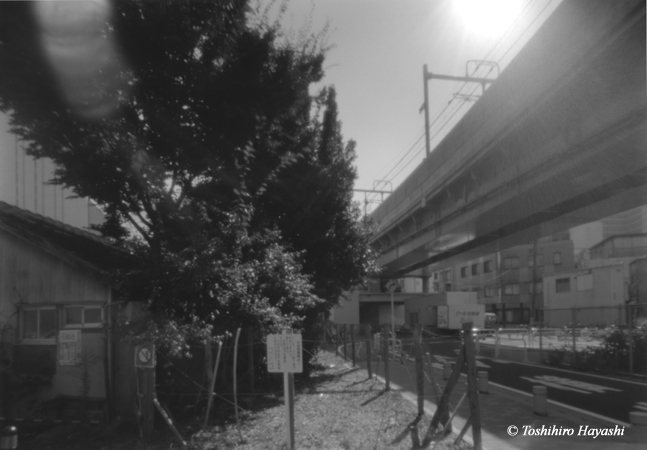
267 333 303 373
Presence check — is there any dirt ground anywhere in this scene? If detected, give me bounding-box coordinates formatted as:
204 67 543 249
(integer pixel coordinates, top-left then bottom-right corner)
11 349 470 450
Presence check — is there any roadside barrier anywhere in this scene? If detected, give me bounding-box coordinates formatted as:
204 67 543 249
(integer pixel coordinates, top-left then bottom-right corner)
477 371 489 394
533 385 547 416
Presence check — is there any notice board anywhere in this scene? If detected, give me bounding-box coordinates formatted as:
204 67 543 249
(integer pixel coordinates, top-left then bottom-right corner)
267 333 303 373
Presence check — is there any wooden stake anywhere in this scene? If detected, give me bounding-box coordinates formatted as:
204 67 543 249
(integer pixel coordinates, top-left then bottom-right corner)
366 338 372 379
335 324 339 357
463 322 482 450
233 327 242 440
153 395 186 446
350 324 356 367
141 367 155 439
424 344 465 440
425 352 451 433
415 341 424 416
453 415 473 446
203 341 223 428
382 327 390 391
247 327 255 393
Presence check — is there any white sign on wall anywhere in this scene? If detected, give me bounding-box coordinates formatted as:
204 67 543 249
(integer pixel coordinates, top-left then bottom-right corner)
267 334 303 373
58 330 82 366
437 306 448 328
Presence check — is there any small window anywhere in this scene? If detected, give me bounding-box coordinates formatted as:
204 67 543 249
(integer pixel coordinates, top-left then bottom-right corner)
536 254 544 266
22 307 57 342
471 264 479 276
556 278 570 293
485 286 496 297
461 267 468 278
503 256 519 269
528 282 543 294
484 260 493 273
504 284 520 295
553 252 562 265
64 306 103 328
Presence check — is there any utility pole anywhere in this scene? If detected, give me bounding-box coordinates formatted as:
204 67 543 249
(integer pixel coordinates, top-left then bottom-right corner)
422 64 497 158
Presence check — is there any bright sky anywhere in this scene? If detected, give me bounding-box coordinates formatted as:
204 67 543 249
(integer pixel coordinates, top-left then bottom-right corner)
273 0 562 213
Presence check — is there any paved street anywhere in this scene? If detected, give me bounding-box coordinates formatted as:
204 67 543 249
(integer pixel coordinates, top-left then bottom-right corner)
336 341 647 450
412 338 647 425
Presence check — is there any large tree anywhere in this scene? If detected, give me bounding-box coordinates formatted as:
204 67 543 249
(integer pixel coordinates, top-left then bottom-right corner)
0 1 376 362
253 86 378 305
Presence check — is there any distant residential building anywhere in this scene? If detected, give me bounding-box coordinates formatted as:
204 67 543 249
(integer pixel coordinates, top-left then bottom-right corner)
589 234 647 260
542 256 646 327
570 204 647 263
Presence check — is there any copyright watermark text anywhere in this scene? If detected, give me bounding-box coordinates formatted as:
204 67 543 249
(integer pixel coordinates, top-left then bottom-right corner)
507 424 626 438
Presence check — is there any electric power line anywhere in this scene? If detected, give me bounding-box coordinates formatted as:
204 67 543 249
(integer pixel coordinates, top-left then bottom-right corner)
365 0 555 207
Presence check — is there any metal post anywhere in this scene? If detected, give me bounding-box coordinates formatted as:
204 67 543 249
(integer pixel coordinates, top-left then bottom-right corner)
533 386 547 416
571 309 577 366
423 64 431 158
350 324 356 367
391 290 395 343
382 327 390 391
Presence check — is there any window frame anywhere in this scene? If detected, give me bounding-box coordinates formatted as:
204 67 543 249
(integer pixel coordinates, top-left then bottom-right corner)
553 251 562 266
503 256 519 269
21 306 57 344
63 305 104 329
484 260 493 273
471 263 479 276
556 277 570 293
503 284 520 295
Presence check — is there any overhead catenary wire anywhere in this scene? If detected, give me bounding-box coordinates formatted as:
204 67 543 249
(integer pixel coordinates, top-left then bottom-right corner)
363 0 554 209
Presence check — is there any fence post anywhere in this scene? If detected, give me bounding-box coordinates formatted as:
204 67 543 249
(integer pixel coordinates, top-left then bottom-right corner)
351 324 356 367
343 326 347 361
366 338 373 379
539 313 544 364
335 324 339 357
382 327 390 391
494 329 500 358
628 304 634 376
571 309 577 367
247 327 254 393
415 340 424 416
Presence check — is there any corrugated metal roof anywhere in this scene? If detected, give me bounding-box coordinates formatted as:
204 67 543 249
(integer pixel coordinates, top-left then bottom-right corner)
0 201 133 281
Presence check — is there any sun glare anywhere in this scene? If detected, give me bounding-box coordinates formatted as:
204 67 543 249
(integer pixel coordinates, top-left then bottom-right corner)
454 0 523 37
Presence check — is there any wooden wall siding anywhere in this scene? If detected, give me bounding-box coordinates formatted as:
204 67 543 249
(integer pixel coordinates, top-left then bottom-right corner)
53 330 106 399
0 229 110 306
0 228 110 411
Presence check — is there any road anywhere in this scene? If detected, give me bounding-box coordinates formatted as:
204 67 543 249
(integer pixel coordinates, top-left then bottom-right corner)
412 338 647 425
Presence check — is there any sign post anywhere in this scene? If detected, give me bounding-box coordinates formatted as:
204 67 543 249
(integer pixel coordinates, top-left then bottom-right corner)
267 330 303 450
386 279 399 343
134 344 156 439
